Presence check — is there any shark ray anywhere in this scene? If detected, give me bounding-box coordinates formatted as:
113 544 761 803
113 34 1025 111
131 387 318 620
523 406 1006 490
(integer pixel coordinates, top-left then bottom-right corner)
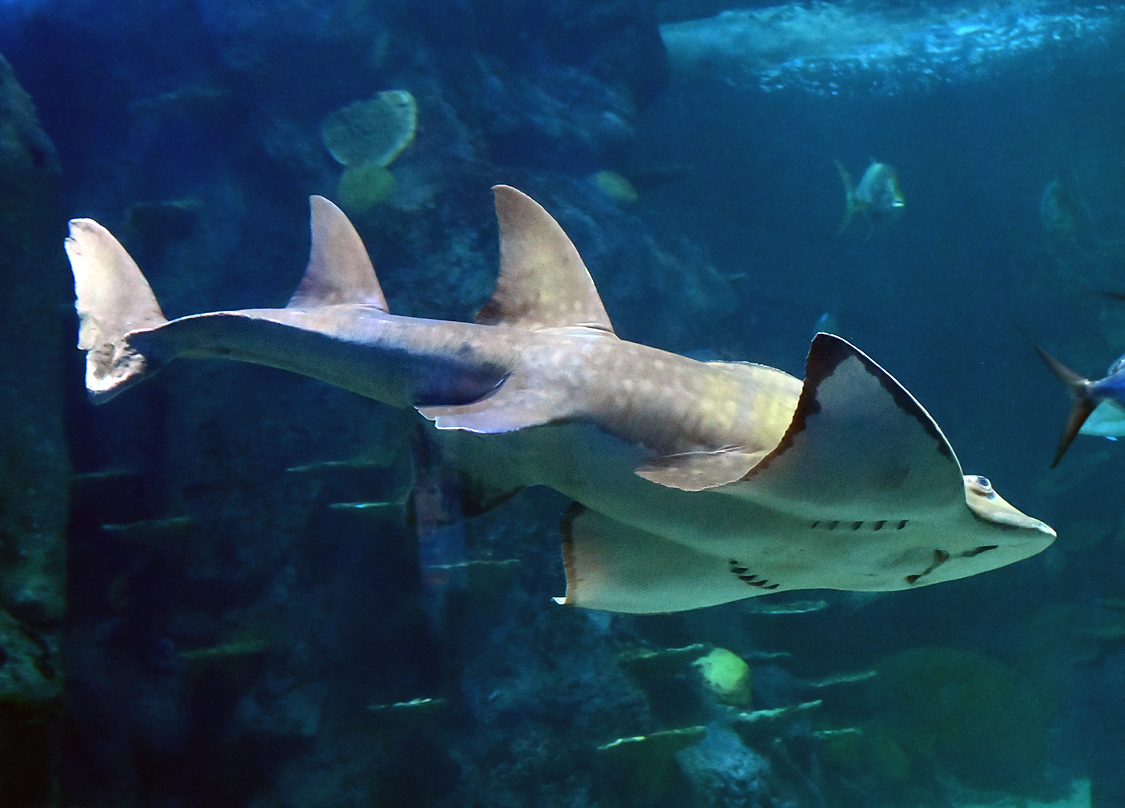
65 186 1055 613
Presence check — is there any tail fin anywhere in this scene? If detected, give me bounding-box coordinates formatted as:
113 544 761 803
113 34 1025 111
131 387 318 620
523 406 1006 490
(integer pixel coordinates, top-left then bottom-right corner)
1030 341 1096 467
65 219 167 402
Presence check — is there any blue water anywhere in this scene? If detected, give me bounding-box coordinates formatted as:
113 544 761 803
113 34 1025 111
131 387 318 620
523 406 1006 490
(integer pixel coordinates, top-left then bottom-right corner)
2 0 1125 805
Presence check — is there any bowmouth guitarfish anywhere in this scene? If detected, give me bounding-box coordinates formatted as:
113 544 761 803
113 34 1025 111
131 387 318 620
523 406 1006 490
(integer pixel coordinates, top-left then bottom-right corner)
65 186 1054 613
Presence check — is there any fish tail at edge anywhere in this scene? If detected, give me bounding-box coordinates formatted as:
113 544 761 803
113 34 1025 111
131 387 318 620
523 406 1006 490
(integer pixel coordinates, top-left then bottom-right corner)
1031 341 1096 467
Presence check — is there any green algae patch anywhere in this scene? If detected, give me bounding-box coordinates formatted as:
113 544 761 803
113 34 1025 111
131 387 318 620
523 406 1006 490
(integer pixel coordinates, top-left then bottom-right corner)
692 647 751 705
321 90 417 168
337 163 396 215
589 170 639 204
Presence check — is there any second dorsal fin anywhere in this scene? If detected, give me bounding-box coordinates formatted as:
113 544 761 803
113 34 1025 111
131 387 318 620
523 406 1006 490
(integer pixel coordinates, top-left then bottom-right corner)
287 196 389 311
475 186 615 333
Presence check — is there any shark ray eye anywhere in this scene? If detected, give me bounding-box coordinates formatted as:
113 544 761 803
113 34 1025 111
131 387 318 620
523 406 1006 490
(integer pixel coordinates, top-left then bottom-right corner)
968 476 996 499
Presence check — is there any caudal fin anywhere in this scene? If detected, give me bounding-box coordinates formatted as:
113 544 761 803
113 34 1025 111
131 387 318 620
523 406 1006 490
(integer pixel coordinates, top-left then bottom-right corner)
1029 341 1096 467
65 219 167 402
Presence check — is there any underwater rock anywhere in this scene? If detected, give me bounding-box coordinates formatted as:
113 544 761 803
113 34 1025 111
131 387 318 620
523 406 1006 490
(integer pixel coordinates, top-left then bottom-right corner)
462 0 667 103
422 558 521 610
0 51 66 808
618 643 711 678
425 0 666 171
954 778 1091 808
237 682 328 740
0 52 66 624
872 646 1053 794
125 198 202 244
100 516 195 542
476 62 639 172
366 696 450 735
616 643 712 726
286 458 414 506
729 699 823 745
0 609 60 704
193 0 388 112
598 726 706 802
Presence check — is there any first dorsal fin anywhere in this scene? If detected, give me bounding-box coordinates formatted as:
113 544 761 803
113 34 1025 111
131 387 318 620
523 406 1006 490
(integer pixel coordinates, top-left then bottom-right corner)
475 186 615 333
287 196 389 311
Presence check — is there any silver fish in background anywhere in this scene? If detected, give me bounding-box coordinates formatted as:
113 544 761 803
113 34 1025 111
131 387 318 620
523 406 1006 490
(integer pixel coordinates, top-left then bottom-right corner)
835 160 905 236
1039 175 1111 270
65 186 1053 613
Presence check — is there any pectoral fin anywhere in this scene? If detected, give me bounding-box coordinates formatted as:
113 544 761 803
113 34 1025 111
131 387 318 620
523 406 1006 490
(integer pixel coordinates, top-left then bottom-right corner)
635 447 768 492
418 366 571 433
740 333 964 515
555 505 767 614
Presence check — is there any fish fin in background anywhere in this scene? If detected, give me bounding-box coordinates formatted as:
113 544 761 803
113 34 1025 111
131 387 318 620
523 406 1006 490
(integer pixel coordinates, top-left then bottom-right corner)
287 195 389 310
409 426 525 526
740 333 964 513
408 425 467 633
409 424 525 630
1028 341 1096 467
834 159 862 236
555 504 767 614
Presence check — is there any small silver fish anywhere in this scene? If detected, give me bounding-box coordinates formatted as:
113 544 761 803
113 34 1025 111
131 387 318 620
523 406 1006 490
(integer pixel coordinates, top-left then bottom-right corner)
1040 176 1106 267
1031 342 1125 465
745 598 828 615
835 160 905 236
